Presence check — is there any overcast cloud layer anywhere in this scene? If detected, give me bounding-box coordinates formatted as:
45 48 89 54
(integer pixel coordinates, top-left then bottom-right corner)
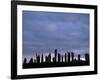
22 11 89 59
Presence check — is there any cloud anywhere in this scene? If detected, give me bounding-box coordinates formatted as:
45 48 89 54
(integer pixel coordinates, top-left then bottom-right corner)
22 11 89 58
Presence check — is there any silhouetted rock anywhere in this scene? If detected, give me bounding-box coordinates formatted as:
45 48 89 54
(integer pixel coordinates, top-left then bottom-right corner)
23 58 27 64
29 58 33 64
23 50 90 69
58 53 61 62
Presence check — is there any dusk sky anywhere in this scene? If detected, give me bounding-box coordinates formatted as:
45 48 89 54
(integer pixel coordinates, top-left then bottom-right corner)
22 11 89 60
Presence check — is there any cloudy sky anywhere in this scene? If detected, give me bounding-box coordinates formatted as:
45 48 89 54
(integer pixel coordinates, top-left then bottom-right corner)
22 11 89 60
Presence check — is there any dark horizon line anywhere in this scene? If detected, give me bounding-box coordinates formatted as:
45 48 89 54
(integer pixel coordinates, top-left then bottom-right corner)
23 49 89 64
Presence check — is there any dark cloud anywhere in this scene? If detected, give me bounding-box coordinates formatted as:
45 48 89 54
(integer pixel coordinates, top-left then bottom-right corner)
22 11 89 58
